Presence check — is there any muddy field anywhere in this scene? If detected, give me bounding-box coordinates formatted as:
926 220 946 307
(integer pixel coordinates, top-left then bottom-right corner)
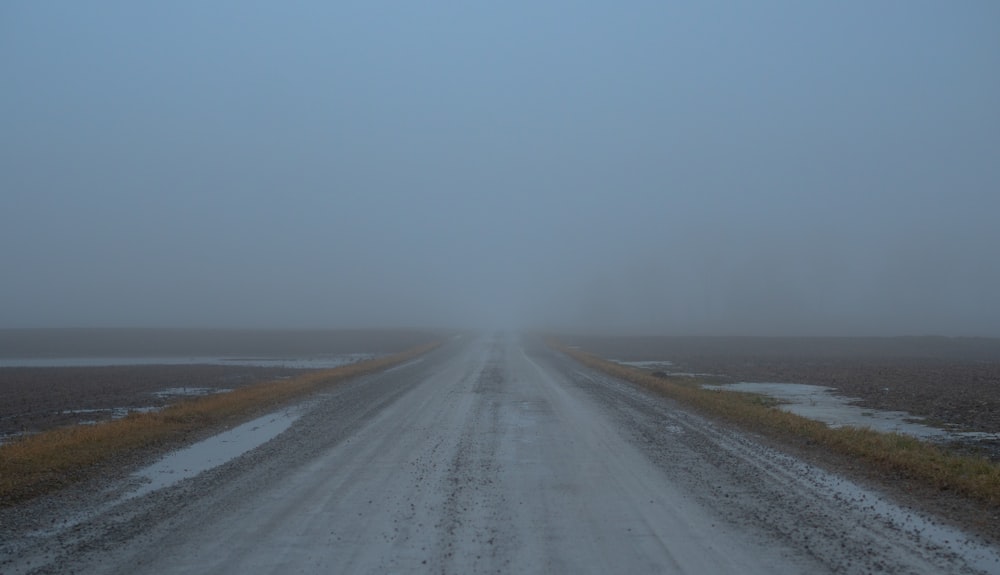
0 364 310 438
8 335 999 574
0 329 440 440
6 331 999 452
558 335 1000 455
0 328 438 359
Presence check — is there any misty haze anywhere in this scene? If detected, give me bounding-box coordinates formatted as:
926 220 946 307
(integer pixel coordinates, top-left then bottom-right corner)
4 3 1000 575
3 2 998 336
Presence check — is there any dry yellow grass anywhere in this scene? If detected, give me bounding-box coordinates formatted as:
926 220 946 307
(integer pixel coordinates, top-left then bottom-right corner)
0 343 438 506
554 341 1000 507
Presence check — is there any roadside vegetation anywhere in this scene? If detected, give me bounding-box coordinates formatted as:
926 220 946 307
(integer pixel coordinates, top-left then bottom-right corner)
0 343 438 507
553 341 1000 508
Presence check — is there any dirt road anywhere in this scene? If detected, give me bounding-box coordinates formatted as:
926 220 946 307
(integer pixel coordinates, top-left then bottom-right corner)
4 335 999 574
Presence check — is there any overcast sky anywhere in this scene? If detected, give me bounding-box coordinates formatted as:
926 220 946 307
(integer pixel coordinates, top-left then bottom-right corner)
2 2 999 335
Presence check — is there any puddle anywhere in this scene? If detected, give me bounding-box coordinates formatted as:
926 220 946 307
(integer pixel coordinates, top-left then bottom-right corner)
23 407 305 537
152 387 231 399
703 382 1000 444
611 359 719 378
125 408 301 500
612 360 674 370
0 354 377 368
60 406 160 423
49 391 229 429
0 430 35 445
215 354 376 369
383 357 424 373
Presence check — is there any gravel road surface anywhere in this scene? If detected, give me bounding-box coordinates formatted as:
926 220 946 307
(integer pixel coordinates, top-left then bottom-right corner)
4 335 999 574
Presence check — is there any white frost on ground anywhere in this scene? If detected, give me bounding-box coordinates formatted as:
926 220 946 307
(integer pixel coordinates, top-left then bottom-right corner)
703 381 1000 443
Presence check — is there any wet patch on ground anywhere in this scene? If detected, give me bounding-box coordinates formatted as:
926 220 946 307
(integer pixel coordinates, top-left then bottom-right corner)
703 381 1000 445
561 335 1000 461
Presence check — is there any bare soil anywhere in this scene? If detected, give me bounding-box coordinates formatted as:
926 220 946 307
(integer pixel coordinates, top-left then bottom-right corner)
557 335 1000 543
0 364 308 437
6 336 995 574
0 329 441 439
0 328 438 359
558 335 1000 435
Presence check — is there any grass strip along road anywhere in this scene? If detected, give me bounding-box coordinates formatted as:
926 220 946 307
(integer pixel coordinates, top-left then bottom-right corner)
0 343 438 506
553 340 1000 508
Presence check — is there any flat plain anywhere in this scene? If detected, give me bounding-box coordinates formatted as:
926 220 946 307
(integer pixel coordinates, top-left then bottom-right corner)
0 329 440 439
6 334 1000 574
558 335 1000 459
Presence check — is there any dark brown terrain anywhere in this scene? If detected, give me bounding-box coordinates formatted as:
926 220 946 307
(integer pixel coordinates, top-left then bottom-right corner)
0 329 441 441
0 364 309 439
0 328 438 359
5 335 999 574
558 335 1000 457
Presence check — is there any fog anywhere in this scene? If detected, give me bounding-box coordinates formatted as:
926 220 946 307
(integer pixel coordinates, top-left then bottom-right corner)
2 2 999 335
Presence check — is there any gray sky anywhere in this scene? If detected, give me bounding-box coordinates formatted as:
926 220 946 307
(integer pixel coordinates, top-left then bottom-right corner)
2 1 999 335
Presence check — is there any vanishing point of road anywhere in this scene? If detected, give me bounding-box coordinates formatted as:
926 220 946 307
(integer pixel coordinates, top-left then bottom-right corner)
5 335 999 574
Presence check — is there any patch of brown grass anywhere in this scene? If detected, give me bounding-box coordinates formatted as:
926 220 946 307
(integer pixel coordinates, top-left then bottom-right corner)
553 341 1000 507
0 343 438 506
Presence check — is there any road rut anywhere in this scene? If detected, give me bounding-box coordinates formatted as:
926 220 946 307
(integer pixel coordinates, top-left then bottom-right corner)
4 335 999 574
